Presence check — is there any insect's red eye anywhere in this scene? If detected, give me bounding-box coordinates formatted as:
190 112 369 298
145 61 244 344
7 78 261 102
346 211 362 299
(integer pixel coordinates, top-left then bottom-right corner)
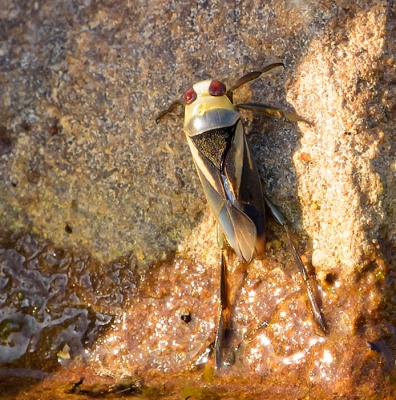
184 87 197 104
209 80 226 96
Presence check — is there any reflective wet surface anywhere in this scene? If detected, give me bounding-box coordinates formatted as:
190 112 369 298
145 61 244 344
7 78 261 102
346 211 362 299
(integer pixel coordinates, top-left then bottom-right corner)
0 231 395 398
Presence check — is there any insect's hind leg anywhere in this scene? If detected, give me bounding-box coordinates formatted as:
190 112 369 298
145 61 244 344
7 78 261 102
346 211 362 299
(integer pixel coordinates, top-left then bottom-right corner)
263 194 326 333
214 227 231 369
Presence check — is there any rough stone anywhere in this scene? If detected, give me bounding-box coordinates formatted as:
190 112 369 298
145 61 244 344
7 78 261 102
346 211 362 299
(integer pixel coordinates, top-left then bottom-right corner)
1 0 396 398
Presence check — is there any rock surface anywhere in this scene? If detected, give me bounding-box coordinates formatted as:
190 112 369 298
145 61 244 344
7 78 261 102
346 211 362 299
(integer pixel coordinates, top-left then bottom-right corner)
1 0 396 398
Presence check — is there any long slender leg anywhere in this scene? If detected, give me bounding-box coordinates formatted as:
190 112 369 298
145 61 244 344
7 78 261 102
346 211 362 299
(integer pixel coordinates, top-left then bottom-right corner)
264 194 326 333
155 100 184 123
214 227 231 369
227 63 312 125
227 63 284 100
236 103 311 124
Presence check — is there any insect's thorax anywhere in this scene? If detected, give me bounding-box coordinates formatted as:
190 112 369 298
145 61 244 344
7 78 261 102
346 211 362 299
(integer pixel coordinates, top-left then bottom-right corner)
183 80 240 137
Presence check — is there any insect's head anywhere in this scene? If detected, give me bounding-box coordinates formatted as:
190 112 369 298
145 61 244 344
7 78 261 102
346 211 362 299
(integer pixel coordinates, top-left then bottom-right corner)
156 79 239 137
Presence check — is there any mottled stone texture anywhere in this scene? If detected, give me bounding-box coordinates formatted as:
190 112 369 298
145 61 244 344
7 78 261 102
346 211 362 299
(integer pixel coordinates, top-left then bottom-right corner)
1 0 396 398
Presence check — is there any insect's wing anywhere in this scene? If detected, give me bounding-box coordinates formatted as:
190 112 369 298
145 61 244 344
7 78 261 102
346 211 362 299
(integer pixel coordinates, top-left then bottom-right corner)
186 120 265 261
222 121 266 258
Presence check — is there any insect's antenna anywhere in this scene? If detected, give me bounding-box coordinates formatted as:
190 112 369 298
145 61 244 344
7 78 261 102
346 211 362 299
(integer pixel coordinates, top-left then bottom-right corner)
227 63 284 101
155 100 184 123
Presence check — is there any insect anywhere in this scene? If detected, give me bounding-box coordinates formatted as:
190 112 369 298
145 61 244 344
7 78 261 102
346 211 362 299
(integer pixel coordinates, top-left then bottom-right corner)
156 63 326 368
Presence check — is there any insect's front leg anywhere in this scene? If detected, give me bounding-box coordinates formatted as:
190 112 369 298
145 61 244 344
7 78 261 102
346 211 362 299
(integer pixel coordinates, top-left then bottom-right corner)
263 194 326 333
155 100 184 123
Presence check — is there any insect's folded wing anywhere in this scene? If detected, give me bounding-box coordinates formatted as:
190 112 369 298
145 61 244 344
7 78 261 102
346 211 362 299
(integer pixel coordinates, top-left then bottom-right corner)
197 164 257 262
222 123 266 258
219 201 256 262
186 135 225 200
220 121 244 196
187 134 257 262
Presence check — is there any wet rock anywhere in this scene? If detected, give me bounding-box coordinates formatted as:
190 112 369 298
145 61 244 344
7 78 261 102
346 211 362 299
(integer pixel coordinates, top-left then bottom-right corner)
0 233 134 370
